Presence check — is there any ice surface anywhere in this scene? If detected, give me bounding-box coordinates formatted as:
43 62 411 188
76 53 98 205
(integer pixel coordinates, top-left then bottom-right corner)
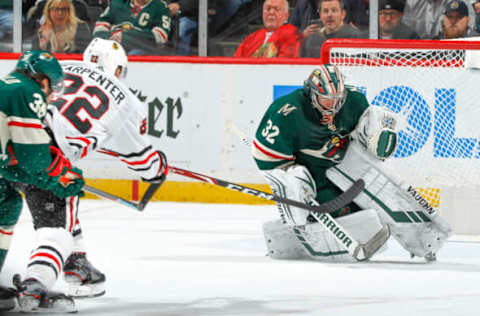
1 200 479 315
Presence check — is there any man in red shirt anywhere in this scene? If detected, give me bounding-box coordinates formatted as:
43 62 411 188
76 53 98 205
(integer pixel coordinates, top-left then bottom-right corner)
234 0 302 58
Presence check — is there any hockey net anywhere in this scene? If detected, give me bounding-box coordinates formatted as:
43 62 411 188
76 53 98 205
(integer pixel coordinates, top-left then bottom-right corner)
321 39 480 212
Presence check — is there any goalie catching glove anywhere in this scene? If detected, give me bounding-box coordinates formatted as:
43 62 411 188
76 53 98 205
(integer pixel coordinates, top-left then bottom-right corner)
352 106 397 159
141 150 168 183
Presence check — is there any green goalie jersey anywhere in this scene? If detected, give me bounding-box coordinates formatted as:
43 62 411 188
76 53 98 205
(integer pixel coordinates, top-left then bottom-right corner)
0 71 52 173
253 88 369 205
93 0 171 53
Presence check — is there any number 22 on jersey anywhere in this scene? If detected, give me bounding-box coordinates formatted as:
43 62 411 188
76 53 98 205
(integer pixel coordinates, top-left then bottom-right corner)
50 73 109 134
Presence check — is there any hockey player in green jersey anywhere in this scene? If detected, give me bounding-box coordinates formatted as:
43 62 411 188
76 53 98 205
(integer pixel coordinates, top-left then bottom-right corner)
93 0 171 54
0 50 84 312
252 64 398 262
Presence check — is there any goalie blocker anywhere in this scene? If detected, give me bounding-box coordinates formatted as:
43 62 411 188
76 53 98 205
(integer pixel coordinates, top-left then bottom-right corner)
326 140 452 260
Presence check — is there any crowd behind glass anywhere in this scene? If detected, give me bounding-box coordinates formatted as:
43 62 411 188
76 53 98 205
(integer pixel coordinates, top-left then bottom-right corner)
2 0 480 57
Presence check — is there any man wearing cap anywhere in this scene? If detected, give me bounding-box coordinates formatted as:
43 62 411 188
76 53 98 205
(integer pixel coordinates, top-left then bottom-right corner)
436 0 479 38
379 0 419 39
402 0 475 39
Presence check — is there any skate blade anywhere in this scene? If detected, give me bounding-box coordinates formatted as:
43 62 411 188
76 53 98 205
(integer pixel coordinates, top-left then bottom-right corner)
66 282 106 299
18 296 77 313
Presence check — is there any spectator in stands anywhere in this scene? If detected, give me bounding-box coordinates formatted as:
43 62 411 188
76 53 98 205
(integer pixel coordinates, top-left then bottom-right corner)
234 0 301 58
25 0 91 40
168 1 193 55
344 0 369 32
289 0 320 38
379 0 419 39
167 0 207 56
402 0 475 39
0 0 13 42
435 0 478 38
93 0 171 55
168 0 250 56
301 0 362 58
32 0 91 53
472 0 480 33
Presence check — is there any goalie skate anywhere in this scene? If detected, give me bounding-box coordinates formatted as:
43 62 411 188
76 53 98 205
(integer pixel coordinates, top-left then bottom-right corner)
64 252 106 298
13 274 76 313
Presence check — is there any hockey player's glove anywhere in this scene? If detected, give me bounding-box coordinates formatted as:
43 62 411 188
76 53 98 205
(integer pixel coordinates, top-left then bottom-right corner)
0 165 85 199
46 146 72 177
141 150 168 184
43 146 85 198
45 166 85 199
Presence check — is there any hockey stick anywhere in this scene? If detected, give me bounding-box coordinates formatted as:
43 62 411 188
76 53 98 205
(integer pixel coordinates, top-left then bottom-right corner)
83 180 164 211
168 165 364 214
226 121 390 261
307 199 390 261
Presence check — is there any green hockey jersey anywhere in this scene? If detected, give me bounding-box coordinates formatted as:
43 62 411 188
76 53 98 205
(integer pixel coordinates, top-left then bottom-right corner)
253 88 369 206
93 0 171 53
0 71 52 173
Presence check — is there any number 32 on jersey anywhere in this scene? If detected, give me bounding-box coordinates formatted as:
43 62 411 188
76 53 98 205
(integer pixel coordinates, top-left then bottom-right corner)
261 119 279 144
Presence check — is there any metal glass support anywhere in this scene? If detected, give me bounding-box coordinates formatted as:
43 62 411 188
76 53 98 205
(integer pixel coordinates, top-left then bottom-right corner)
369 0 378 39
198 0 208 56
13 0 22 52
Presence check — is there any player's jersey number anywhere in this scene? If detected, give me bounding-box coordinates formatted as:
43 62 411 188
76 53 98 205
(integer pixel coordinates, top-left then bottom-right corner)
261 119 279 144
50 73 109 133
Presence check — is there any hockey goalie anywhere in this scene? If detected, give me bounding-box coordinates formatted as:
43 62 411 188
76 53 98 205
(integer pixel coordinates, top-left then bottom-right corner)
252 65 451 263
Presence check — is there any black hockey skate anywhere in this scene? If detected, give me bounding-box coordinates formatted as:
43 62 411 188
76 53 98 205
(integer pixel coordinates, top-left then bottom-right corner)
64 252 106 298
0 285 16 312
13 274 76 313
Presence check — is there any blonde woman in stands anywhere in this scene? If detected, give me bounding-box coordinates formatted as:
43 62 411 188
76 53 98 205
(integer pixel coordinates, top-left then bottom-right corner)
32 0 91 53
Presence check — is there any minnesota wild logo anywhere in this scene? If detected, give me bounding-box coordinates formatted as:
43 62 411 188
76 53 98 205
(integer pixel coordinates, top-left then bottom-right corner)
325 135 349 159
301 134 349 162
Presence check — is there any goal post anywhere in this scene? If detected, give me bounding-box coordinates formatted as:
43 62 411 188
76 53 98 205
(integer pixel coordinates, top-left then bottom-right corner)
321 38 480 235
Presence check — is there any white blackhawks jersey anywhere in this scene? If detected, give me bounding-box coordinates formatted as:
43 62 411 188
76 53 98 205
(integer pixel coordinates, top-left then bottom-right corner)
44 60 162 181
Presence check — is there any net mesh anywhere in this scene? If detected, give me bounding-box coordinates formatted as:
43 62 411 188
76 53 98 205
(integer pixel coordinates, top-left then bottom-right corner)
329 47 466 68
326 42 480 209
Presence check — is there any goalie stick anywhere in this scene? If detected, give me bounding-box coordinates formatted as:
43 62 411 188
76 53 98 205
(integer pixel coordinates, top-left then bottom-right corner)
307 199 390 261
225 120 390 261
83 180 164 211
168 166 364 214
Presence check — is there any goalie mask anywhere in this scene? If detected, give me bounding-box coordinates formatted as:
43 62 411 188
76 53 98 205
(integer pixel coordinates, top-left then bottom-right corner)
304 64 346 119
83 38 128 79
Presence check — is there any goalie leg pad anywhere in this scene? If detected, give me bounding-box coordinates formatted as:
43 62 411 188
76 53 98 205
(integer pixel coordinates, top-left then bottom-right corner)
263 209 386 262
326 141 452 259
262 165 316 226
263 220 310 260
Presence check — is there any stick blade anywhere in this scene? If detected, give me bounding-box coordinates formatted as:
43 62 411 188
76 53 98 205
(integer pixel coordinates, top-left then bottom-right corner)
354 224 391 261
